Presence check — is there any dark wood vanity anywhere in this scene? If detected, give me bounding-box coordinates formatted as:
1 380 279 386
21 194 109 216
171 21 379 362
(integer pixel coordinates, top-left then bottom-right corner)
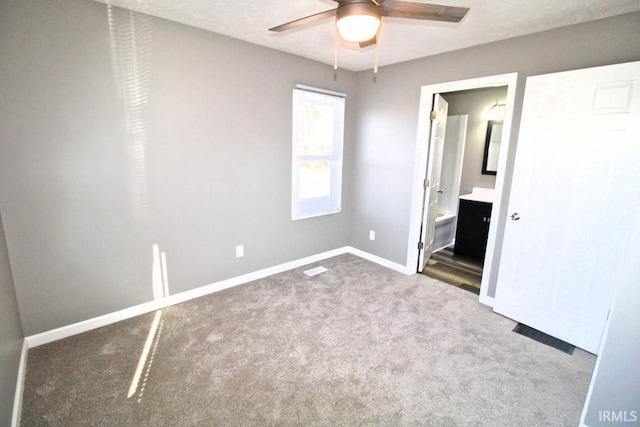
454 199 492 262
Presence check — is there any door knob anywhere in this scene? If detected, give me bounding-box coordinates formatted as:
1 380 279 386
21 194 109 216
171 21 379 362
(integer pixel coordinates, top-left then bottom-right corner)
437 188 444 194
510 213 520 221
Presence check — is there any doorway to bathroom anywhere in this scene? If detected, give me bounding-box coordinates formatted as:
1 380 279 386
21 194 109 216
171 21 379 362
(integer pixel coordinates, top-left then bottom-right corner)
409 73 518 306
422 86 508 294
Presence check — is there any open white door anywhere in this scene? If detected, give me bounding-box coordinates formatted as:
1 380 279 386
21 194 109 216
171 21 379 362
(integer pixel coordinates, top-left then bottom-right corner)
494 61 640 354
417 94 448 272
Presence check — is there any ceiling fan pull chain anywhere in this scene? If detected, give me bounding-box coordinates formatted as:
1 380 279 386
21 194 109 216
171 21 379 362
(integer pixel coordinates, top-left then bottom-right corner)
334 27 339 71
373 34 379 81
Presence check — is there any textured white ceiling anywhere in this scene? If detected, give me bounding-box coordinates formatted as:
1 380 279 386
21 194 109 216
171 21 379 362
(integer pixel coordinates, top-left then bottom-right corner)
94 0 640 71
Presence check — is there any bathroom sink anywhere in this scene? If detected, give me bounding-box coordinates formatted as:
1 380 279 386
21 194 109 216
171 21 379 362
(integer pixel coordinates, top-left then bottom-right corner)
459 187 494 203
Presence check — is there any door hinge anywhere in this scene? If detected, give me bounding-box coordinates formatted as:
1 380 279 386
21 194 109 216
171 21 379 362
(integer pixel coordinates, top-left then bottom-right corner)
430 110 437 120
424 178 429 189
418 241 424 250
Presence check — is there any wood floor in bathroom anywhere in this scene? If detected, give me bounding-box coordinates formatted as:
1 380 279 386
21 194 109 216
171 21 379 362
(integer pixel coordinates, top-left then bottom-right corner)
423 246 483 295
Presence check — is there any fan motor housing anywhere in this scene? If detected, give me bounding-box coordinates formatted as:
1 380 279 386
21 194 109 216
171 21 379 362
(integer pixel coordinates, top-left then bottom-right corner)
336 0 381 21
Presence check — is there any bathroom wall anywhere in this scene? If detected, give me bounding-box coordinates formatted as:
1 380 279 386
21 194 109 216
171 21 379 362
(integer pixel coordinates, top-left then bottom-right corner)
443 86 508 196
437 115 467 215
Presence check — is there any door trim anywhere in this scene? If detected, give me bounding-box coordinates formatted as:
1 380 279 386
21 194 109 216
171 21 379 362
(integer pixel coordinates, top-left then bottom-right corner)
407 73 518 307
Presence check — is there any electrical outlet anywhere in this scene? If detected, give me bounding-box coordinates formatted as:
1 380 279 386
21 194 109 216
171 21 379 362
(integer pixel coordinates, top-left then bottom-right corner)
369 230 376 241
235 245 244 258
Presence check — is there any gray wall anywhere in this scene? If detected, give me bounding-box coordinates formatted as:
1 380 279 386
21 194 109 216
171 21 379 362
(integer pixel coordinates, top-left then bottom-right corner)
444 86 508 195
0 0 356 335
582 205 640 426
0 211 24 425
349 12 640 267
2 0 640 337
1 2 640 421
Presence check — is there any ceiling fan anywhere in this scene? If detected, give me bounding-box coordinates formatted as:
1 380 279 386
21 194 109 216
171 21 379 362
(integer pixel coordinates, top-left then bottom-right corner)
269 0 469 48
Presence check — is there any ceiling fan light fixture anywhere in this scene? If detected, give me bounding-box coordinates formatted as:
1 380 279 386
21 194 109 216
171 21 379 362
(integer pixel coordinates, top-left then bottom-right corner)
336 2 381 43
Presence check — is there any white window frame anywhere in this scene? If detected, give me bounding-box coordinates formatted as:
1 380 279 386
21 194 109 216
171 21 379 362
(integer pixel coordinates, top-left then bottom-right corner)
291 86 345 220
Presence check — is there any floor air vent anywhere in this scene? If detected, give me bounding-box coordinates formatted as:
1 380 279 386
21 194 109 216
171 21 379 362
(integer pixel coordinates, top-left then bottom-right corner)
513 323 576 355
303 266 327 277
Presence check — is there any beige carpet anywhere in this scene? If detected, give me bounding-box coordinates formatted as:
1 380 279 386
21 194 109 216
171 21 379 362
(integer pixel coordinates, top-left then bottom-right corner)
21 254 595 426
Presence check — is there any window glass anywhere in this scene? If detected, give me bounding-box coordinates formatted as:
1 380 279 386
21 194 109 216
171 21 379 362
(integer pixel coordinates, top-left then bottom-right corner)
291 88 345 220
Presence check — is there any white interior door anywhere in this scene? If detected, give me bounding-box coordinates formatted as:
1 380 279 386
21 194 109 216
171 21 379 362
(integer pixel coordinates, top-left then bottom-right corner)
493 61 640 354
418 94 448 272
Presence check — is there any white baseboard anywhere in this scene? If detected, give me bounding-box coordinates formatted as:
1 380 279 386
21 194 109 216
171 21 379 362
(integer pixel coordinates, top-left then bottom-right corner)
164 247 350 308
25 300 163 348
27 246 409 348
346 247 414 275
479 293 495 307
11 340 28 427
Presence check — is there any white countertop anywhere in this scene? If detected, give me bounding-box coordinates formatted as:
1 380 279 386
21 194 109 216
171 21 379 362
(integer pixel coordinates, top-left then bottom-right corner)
459 187 494 204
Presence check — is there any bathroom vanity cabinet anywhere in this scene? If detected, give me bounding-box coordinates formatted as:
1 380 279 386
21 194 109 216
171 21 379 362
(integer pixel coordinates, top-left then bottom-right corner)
454 199 492 261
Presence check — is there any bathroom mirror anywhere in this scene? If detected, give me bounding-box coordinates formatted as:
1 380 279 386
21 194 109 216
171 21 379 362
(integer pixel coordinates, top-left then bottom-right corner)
482 120 503 175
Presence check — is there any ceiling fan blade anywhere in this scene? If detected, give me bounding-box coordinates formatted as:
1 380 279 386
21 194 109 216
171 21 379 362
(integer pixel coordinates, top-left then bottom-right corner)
380 1 469 22
359 36 377 48
269 9 337 32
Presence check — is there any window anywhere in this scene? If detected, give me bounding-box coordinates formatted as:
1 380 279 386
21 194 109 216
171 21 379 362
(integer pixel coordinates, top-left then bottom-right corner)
291 87 345 220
